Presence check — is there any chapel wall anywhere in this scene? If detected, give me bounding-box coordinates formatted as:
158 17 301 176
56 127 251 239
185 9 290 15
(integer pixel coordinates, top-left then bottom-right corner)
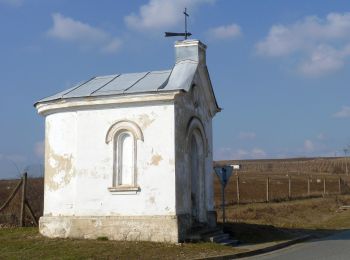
43 102 177 217
174 81 215 217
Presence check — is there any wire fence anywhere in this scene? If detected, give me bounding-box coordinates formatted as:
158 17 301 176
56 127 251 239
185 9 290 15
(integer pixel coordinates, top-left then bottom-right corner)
0 173 43 227
1 173 350 226
214 174 350 205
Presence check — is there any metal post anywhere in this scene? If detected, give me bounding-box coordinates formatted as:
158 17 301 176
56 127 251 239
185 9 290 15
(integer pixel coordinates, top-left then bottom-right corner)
323 177 326 197
288 175 291 200
236 175 240 205
339 177 342 194
344 148 349 175
266 177 270 202
307 176 311 197
20 172 27 227
222 184 225 224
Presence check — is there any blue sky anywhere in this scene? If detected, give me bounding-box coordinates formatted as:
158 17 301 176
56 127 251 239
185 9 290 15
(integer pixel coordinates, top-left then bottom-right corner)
0 0 350 178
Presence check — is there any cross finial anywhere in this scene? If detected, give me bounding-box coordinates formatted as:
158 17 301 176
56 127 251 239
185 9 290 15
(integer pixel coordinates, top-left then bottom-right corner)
165 7 192 40
184 8 189 40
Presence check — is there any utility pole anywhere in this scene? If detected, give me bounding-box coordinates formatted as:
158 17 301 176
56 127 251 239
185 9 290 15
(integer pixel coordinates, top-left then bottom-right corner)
344 148 349 175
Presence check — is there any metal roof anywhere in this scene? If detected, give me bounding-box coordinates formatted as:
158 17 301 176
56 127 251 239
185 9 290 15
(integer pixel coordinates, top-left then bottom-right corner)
37 60 198 104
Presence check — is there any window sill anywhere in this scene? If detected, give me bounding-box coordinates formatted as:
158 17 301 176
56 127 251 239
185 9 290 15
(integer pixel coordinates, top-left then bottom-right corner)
108 186 140 195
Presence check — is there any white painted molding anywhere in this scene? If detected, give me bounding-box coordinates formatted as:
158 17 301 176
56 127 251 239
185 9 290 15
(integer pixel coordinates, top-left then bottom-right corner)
105 120 144 144
108 186 140 195
35 92 179 115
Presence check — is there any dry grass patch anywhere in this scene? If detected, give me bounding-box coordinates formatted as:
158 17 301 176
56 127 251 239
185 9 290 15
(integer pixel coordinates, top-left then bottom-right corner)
223 195 350 229
217 195 350 244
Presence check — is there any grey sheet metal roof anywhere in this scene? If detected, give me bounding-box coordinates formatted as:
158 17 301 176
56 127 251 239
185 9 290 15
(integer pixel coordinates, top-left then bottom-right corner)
37 60 198 104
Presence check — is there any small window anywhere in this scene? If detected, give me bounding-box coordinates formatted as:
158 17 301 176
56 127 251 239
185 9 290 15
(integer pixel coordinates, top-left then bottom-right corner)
115 132 134 186
106 120 143 194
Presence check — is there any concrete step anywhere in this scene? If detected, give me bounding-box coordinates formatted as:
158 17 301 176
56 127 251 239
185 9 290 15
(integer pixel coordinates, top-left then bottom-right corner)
185 226 240 246
218 239 240 246
186 227 223 242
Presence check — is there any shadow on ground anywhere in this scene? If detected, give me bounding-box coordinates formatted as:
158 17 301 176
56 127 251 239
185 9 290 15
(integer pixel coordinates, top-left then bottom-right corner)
219 222 340 244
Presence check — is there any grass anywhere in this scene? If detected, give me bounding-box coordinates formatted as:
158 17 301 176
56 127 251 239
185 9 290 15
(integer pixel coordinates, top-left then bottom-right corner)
220 195 350 244
225 195 350 229
2 196 350 259
0 228 243 259
2 178 350 258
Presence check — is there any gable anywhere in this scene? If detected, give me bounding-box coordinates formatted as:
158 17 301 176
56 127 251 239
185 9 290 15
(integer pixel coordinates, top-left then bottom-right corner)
192 65 221 117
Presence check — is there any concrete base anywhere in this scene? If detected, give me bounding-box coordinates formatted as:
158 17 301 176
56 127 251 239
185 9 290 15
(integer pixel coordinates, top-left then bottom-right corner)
39 215 188 243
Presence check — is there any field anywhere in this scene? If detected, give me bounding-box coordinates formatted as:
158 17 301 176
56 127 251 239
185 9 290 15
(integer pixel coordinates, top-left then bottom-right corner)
214 157 350 204
2 157 350 259
221 195 350 244
1 196 350 259
1 157 350 226
216 157 350 175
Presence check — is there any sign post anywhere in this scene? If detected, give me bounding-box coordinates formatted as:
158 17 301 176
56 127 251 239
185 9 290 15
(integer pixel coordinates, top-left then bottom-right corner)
214 166 233 224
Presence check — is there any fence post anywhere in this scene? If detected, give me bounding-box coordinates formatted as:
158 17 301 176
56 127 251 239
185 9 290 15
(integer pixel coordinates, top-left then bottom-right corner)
20 172 27 227
0 178 23 212
339 177 342 195
288 175 291 200
236 175 240 205
323 177 326 197
307 176 310 197
266 177 270 202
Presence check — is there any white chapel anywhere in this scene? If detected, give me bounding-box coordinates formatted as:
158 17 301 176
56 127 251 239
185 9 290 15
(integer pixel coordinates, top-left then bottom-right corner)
35 39 221 243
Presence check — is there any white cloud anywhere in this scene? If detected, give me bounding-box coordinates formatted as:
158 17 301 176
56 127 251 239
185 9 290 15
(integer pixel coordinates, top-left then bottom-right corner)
299 44 350 76
101 38 122 54
317 133 326 140
304 139 314 152
215 147 266 160
208 24 241 40
0 0 22 7
256 12 350 76
238 131 256 140
333 106 350 118
251 148 267 158
47 13 122 54
125 0 215 31
34 141 45 158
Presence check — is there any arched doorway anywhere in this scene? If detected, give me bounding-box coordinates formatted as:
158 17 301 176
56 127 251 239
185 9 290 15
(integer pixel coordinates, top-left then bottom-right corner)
189 129 206 224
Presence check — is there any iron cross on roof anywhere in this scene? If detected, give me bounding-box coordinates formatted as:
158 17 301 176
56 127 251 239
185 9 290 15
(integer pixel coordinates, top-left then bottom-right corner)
165 8 192 40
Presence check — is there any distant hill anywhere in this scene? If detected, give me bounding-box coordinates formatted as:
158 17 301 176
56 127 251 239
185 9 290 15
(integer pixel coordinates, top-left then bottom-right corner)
215 157 349 175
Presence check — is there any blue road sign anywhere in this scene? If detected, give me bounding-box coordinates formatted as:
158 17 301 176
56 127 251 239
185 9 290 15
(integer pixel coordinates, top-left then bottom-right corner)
214 166 233 187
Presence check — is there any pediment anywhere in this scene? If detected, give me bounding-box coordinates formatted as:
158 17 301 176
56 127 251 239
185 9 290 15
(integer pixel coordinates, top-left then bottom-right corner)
191 65 221 118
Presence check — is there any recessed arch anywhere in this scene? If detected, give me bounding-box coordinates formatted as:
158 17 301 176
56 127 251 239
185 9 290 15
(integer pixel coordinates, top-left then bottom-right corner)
186 116 207 223
185 116 208 156
106 120 144 144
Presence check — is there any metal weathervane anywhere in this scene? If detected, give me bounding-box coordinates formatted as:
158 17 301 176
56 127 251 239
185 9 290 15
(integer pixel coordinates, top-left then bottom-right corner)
165 8 192 39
